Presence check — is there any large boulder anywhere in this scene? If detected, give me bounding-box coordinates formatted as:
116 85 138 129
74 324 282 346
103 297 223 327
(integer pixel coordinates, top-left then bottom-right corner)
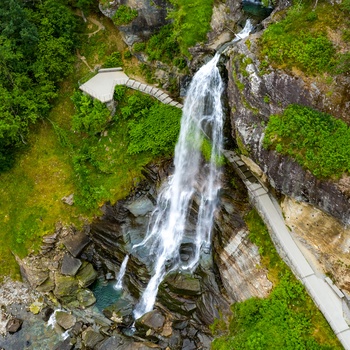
135 309 165 335
55 311 76 330
76 262 98 288
61 253 82 276
63 231 91 258
82 327 104 349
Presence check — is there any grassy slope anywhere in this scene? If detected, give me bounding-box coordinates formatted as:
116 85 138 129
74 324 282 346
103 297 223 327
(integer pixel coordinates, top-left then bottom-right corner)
0 13 147 279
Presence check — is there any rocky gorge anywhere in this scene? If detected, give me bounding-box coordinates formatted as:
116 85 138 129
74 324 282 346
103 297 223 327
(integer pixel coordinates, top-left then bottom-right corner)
1 0 350 349
0 159 271 349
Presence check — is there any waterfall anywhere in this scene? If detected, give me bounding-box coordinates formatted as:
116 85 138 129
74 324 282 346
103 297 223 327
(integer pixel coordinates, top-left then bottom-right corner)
132 21 253 321
114 255 129 290
132 54 224 320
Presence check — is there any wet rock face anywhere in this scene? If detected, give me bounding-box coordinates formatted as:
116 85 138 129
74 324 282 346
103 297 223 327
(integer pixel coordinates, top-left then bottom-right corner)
225 35 350 225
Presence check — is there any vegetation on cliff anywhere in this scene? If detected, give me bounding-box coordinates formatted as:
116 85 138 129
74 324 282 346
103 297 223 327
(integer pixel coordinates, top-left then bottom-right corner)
259 0 350 75
211 210 342 350
168 0 214 56
131 0 214 64
112 5 138 26
263 104 350 178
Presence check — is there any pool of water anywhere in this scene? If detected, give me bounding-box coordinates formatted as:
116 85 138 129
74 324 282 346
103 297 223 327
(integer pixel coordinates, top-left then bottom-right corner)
242 1 273 22
90 279 123 312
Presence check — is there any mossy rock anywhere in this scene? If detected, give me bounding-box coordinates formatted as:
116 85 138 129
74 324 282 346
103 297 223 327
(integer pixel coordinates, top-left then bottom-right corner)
54 274 80 302
165 274 201 296
55 311 76 330
76 262 97 288
77 288 96 308
29 301 43 315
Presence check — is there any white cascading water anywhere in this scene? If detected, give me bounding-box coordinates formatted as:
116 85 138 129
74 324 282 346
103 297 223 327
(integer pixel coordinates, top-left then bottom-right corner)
114 255 129 290
132 21 253 321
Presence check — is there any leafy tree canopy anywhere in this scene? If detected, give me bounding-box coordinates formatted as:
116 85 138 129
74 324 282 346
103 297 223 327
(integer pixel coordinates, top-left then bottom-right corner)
0 0 80 171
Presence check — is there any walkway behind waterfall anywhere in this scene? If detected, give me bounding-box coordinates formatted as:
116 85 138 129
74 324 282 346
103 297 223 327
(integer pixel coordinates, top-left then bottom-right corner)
79 68 183 108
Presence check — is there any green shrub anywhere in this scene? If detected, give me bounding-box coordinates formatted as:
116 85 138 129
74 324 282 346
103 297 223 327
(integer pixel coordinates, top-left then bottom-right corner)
145 24 181 62
260 29 335 74
263 104 350 178
258 2 350 75
124 49 132 59
306 11 318 21
114 85 127 102
71 91 111 135
112 5 138 26
127 103 181 156
341 0 350 12
133 42 146 52
174 57 187 69
103 51 123 68
167 0 214 56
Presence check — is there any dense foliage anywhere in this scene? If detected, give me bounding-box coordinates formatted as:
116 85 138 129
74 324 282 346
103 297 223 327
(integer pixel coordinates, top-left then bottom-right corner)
144 24 185 68
211 210 342 350
0 0 80 171
112 5 138 26
128 103 181 156
167 0 214 56
114 86 182 156
263 104 350 178
70 88 181 209
259 1 350 75
71 91 111 135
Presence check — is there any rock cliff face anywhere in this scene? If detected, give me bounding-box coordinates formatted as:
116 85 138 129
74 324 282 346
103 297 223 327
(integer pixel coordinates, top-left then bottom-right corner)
224 34 350 225
99 0 169 45
281 197 350 293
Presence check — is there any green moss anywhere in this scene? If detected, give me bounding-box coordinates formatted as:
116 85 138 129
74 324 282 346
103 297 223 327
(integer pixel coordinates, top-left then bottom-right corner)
235 132 250 157
242 97 259 115
263 104 350 178
232 70 245 92
263 95 270 103
246 39 251 50
133 42 146 52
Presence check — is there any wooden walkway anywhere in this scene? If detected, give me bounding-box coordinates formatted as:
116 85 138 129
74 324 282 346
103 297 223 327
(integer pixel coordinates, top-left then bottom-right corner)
224 150 350 350
79 68 183 108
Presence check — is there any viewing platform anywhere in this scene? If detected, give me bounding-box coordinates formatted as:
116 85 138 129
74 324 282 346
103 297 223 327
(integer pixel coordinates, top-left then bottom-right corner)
79 68 183 108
